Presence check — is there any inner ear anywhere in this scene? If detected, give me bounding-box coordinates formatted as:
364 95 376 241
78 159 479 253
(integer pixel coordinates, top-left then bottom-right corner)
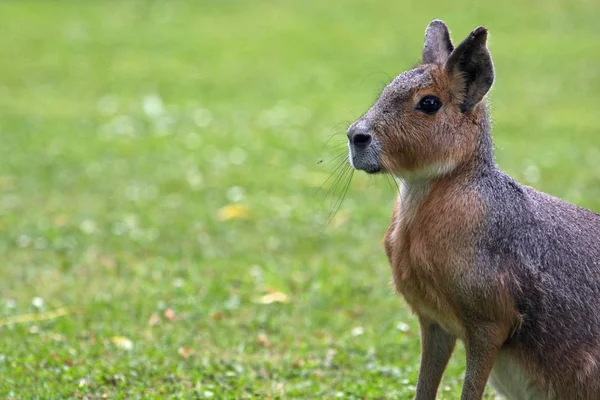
422 20 454 65
445 26 494 112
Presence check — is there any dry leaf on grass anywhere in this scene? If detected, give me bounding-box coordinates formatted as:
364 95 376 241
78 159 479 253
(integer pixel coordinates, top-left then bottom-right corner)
100 256 116 269
53 215 67 227
163 308 176 321
0 307 84 327
256 333 271 347
396 322 410 333
210 311 224 321
51 352 73 366
111 336 133 350
148 313 160 326
217 204 248 221
254 291 289 304
351 326 364 336
178 347 194 359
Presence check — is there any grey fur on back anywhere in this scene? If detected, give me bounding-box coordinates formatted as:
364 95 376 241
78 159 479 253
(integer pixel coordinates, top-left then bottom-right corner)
475 159 600 397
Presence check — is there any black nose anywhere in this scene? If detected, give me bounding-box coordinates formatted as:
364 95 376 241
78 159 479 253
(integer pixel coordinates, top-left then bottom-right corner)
347 124 372 149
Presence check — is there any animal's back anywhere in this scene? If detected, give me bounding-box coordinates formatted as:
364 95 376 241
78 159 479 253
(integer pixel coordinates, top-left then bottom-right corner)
478 170 600 399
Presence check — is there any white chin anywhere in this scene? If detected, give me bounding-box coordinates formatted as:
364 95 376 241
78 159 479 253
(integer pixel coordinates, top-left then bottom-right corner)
347 142 355 169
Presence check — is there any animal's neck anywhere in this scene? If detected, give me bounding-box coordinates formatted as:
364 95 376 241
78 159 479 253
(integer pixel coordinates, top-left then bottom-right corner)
469 107 496 173
397 177 431 223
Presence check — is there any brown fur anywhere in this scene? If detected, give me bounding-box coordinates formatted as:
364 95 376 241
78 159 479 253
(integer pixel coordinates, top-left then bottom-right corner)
374 38 521 398
385 172 519 339
378 61 519 336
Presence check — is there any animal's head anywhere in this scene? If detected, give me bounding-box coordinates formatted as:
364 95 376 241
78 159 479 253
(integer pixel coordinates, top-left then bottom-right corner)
347 20 494 178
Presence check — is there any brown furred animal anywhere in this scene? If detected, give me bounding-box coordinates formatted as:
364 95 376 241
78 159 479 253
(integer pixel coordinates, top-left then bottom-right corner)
346 20 600 400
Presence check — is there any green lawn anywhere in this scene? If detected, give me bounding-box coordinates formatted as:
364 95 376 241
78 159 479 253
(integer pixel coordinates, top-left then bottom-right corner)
1 0 599 398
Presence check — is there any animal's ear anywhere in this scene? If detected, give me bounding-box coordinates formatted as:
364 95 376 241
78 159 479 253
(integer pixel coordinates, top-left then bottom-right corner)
445 26 494 112
422 20 454 65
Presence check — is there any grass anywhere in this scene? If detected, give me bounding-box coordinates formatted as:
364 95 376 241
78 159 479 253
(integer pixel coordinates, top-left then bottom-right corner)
0 0 599 398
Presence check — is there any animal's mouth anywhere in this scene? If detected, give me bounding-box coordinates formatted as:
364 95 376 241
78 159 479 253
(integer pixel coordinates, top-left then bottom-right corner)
361 165 381 174
348 140 382 174
348 155 382 174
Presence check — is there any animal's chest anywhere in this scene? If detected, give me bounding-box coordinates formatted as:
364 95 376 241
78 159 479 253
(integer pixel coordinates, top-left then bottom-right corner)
384 218 466 337
382 182 484 336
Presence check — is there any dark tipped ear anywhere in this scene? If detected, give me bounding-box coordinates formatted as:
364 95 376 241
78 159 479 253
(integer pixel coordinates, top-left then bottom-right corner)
445 26 494 112
422 20 454 65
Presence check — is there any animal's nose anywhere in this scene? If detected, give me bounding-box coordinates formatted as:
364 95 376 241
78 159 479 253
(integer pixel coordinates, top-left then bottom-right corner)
347 123 373 149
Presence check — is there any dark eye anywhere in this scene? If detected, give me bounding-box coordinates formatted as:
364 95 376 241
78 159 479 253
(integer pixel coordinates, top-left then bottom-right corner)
417 95 442 114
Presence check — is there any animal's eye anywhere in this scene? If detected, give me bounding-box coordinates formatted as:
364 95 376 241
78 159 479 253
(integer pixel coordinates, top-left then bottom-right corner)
417 95 442 114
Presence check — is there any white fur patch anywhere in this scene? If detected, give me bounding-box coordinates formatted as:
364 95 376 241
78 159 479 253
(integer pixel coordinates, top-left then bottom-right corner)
347 142 355 169
394 161 456 223
490 352 552 400
400 161 457 181
398 179 430 223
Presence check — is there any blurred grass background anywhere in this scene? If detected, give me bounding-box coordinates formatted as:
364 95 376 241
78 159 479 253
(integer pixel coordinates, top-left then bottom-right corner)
0 0 599 398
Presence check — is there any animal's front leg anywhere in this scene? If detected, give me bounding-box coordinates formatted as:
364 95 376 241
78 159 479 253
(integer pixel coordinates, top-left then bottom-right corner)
415 316 457 400
460 324 506 400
